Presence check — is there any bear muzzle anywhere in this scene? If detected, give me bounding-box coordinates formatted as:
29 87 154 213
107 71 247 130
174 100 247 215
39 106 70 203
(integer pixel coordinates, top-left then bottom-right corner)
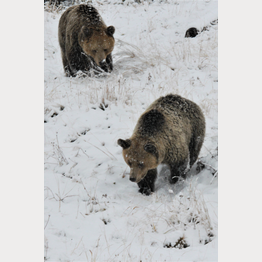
129 168 138 183
129 169 136 182
129 177 136 182
94 57 105 67
129 168 147 184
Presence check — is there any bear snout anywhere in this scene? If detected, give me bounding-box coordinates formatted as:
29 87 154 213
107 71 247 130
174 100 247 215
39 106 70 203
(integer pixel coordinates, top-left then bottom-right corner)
129 177 136 182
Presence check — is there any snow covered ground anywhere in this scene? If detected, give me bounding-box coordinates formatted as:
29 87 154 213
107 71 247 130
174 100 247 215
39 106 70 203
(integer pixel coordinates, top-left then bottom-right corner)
44 1 218 261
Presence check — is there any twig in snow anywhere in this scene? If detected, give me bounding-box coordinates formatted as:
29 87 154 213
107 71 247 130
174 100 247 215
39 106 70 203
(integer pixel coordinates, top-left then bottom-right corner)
69 158 78 173
71 236 84 255
44 215 50 230
55 193 78 202
61 173 73 179
84 140 116 160
51 133 69 166
45 186 77 202
80 179 91 199
196 157 218 178
201 145 218 161
210 171 218 184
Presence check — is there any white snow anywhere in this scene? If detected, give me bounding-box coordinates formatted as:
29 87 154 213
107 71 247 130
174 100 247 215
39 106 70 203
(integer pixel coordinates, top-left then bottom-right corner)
44 1 218 261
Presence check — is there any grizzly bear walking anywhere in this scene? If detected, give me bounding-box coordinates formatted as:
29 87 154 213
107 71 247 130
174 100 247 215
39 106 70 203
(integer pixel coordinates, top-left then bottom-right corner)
58 4 115 77
118 94 205 195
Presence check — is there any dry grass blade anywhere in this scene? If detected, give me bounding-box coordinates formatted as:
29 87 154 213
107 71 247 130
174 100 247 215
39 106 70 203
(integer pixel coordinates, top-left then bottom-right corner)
84 140 116 160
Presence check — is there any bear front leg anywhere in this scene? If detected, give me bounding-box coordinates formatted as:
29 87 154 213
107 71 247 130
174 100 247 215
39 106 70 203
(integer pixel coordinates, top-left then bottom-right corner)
100 53 113 72
106 53 113 71
137 169 157 195
99 61 108 72
67 49 91 76
169 160 189 184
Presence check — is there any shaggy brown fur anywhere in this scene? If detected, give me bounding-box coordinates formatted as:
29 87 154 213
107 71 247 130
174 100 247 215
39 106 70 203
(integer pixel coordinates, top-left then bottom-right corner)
118 94 206 195
58 4 115 77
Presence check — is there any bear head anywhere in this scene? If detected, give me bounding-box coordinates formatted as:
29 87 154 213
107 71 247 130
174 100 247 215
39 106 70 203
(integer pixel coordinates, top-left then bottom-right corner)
117 138 159 183
79 25 115 67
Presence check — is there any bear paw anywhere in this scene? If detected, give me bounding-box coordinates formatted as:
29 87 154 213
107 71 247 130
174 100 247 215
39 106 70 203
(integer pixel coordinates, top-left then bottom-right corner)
138 187 152 196
99 61 112 73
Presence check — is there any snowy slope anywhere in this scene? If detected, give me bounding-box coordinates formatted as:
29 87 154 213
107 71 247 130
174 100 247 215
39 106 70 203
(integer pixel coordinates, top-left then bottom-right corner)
44 1 218 261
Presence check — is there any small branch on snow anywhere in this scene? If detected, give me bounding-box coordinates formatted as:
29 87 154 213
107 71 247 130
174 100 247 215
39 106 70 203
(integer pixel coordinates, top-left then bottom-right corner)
44 215 50 230
80 179 91 199
51 133 69 166
55 193 78 202
210 171 218 184
197 160 217 175
69 158 78 173
84 140 116 160
61 173 73 179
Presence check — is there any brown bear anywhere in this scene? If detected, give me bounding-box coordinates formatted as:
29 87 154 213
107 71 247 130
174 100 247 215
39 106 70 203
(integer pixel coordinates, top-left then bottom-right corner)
118 94 206 195
58 4 115 77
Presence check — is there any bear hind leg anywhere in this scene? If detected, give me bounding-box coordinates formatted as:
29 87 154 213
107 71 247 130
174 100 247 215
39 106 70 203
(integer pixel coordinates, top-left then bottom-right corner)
137 169 157 195
189 135 204 168
61 52 72 77
169 157 189 184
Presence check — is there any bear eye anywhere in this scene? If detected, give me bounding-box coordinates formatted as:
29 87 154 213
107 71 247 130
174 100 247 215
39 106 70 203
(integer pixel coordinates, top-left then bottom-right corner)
128 161 132 167
92 50 97 54
138 162 144 169
104 49 108 52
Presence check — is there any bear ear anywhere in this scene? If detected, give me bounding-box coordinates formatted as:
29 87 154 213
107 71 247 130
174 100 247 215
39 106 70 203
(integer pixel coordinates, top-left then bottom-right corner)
106 26 115 36
144 143 158 158
117 139 131 149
